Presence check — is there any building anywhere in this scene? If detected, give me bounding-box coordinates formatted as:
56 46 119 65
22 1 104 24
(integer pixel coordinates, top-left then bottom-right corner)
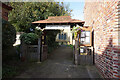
32 16 84 45
13 32 24 46
1 3 21 46
1 3 12 21
84 0 120 78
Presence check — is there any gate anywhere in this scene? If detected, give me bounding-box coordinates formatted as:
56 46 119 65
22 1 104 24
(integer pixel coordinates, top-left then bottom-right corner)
78 46 93 65
74 26 94 65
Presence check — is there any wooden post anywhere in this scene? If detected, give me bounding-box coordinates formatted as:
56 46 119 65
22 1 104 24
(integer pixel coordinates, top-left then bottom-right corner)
37 37 41 63
75 34 79 65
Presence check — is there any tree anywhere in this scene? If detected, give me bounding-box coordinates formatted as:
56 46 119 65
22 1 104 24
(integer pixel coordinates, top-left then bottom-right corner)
8 2 72 32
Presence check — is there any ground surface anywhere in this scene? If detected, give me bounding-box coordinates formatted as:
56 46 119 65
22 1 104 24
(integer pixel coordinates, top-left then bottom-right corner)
16 46 102 78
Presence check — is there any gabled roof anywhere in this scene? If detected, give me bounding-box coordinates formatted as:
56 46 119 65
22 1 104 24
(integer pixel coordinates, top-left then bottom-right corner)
32 16 85 24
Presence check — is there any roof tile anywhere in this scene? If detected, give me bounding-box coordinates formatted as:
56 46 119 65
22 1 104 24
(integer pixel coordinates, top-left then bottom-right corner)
32 16 84 24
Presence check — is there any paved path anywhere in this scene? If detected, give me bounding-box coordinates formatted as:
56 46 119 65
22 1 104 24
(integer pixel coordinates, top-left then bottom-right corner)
16 46 102 78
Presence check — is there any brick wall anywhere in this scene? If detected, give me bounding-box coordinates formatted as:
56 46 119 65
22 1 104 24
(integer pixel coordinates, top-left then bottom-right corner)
2 7 9 21
84 1 120 78
2 3 12 21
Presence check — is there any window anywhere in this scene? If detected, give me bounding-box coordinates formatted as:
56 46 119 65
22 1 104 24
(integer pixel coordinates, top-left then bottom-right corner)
80 31 90 44
77 26 92 46
79 47 88 55
64 33 66 40
59 33 61 39
80 47 86 53
4 12 8 17
58 33 67 40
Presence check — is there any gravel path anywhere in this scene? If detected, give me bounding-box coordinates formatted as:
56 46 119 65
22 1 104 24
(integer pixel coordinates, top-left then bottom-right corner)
16 46 102 78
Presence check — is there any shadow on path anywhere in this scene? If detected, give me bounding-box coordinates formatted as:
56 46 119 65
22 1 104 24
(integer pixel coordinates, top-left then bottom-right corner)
16 46 102 78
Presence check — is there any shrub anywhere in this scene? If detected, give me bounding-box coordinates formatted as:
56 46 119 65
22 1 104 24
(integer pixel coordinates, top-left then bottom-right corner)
2 19 16 49
20 33 38 45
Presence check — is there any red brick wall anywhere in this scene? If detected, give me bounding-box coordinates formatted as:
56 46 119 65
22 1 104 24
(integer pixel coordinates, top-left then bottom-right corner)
84 1 120 78
2 7 9 21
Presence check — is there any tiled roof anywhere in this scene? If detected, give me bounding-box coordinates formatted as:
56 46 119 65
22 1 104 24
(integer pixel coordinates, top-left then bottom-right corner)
32 16 85 24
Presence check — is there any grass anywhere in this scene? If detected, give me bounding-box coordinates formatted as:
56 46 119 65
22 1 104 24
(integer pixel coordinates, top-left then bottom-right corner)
66 44 74 49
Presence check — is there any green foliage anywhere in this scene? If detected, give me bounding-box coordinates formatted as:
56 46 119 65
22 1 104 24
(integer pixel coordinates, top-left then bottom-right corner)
45 30 60 53
2 19 16 49
67 44 74 48
72 26 82 39
20 33 38 45
8 2 72 32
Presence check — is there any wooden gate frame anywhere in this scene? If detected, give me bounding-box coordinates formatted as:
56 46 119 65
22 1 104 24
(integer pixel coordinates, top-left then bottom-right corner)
74 26 93 65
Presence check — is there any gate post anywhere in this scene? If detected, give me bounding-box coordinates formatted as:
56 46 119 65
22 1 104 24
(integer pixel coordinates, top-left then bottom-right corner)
37 37 41 63
75 33 80 65
75 40 79 65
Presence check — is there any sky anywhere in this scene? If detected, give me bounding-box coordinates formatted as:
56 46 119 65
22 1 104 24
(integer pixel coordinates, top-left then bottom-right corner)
55 0 85 21
2 0 85 21
64 2 84 20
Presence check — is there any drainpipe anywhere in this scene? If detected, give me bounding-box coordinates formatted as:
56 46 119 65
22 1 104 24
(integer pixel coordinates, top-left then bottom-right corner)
92 21 95 65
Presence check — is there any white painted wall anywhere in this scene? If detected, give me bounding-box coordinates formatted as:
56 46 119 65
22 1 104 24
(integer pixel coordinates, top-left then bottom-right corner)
45 25 73 44
45 25 70 29
13 34 21 46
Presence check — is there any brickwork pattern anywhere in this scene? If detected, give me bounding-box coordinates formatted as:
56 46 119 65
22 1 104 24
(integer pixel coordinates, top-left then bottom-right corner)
2 8 9 21
84 1 120 78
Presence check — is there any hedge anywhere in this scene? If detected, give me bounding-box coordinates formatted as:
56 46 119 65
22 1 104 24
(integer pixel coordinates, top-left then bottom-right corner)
2 19 16 49
20 33 38 45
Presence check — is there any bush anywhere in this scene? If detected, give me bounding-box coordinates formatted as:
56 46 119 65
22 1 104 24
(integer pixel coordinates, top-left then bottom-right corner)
2 19 16 49
20 33 38 45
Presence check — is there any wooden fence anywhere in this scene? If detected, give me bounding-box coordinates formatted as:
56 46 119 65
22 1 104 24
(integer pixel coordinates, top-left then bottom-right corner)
20 43 47 62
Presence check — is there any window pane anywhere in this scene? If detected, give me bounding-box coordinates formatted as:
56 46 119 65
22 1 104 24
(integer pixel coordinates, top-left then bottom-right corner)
80 31 91 45
86 31 90 37
81 38 85 44
80 47 86 53
4 12 8 17
80 48 84 53
59 33 61 39
85 37 90 43
61 34 63 39
81 31 86 37
64 33 66 40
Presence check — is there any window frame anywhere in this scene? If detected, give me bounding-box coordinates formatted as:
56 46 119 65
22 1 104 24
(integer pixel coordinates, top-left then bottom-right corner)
4 12 8 17
58 33 67 40
77 27 92 46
